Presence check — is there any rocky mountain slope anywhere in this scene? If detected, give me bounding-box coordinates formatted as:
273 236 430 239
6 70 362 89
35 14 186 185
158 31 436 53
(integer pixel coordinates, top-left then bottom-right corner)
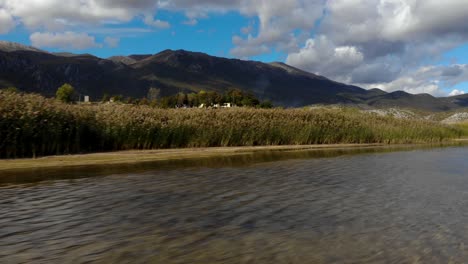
0 41 466 111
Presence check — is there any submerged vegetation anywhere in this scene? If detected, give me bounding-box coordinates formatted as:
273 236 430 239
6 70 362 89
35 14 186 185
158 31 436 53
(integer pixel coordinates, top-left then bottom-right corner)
0 91 466 159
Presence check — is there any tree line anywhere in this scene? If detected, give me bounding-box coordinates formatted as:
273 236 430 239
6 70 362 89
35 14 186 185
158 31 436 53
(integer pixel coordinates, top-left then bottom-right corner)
104 88 274 109
3 84 274 108
159 89 273 108
101 88 273 108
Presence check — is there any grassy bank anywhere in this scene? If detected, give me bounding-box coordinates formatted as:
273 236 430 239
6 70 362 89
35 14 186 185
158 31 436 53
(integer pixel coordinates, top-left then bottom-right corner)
0 91 465 159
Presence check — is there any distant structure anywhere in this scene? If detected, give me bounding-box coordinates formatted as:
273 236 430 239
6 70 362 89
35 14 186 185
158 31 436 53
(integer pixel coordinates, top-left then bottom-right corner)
222 103 235 108
84 95 90 103
199 102 235 108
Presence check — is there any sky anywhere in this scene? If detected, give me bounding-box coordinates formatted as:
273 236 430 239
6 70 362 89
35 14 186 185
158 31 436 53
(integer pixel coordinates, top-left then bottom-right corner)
0 0 468 97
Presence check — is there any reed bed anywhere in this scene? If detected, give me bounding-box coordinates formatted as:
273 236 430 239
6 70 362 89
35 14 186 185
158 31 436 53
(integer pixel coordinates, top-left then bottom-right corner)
0 91 464 158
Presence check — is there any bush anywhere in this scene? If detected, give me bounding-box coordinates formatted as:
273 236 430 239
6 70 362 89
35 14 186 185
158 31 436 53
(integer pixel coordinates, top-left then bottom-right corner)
56 83 75 103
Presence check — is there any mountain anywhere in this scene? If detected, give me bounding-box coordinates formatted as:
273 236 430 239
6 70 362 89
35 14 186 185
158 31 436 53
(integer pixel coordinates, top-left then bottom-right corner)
0 41 465 111
108 54 152 65
128 49 372 106
0 41 44 53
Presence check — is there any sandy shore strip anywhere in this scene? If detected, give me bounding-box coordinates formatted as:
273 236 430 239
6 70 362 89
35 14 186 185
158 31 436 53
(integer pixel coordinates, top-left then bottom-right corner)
0 144 388 172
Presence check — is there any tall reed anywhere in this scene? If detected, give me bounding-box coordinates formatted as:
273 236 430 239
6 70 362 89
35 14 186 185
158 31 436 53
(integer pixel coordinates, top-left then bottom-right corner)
0 91 464 158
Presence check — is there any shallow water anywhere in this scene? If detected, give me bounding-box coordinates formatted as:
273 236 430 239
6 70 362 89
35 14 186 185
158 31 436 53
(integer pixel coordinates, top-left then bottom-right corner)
2 146 468 263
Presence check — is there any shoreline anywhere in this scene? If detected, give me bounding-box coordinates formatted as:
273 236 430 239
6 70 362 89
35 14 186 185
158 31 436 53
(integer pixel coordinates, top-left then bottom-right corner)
2 141 468 173
0 144 384 172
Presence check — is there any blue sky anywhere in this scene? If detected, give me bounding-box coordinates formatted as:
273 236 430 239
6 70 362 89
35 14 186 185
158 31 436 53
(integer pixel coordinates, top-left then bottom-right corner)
1 0 468 96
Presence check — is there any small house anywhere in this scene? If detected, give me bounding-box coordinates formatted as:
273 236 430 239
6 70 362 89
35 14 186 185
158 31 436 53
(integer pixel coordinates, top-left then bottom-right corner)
222 103 235 108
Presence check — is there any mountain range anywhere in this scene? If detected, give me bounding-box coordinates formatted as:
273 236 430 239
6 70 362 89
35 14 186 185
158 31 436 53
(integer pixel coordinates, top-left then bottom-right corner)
1 41 467 111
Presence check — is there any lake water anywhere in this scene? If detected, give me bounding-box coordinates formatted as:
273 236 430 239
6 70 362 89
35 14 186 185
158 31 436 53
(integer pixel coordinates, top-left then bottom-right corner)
2 145 468 263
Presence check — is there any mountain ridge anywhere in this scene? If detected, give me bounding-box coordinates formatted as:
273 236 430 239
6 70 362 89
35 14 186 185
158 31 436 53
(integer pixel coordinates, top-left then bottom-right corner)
0 41 465 111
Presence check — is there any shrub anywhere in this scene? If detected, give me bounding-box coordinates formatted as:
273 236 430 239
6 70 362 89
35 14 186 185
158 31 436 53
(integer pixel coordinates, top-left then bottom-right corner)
56 83 75 103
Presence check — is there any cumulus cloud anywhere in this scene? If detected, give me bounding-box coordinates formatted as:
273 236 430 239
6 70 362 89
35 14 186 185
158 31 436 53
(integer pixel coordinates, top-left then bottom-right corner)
283 0 468 96
157 0 240 15
369 77 442 96
449 89 465 96
321 0 468 44
0 8 14 34
2 0 158 30
30 32 101 50
358 65 468 96
232 0 324 56
155 0 324 57
2 0 468 95
286 36 364 83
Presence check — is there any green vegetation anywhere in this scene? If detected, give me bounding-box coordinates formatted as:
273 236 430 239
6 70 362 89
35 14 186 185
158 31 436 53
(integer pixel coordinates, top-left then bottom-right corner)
453 122 468 135
99 89 273 109
0 91 466 159
155 89 269 108
55 83 75 103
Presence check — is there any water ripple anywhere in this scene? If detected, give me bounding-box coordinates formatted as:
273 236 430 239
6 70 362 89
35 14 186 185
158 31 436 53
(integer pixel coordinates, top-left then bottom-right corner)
2 147 468 263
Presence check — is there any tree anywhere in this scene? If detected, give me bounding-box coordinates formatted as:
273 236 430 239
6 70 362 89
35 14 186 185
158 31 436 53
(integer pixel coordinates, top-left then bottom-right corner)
206 91 218 105
215 92 225 105
227 89 244 105
198 90 208 106
187 93 198 107
160 96 177 108
242 93 260 107
259 100 273 109
56 83 75 103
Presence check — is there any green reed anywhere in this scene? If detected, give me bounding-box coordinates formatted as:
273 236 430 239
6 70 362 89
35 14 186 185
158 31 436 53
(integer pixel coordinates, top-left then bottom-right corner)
0 91 464 158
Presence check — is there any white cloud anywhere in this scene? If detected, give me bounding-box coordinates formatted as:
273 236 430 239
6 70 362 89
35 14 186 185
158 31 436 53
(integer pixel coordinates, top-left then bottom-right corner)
1 0 161 30
157 0 240 15
449 89 465 96
0 8 14 34
155 0 324 57
321 0 468 44
357 65 468 96
144 15 170 29
369 77 442 96
231 0 324 57
286 36 364 83
30 32 101 50
2 0 468 96
281 0 468 96
104 37 119 48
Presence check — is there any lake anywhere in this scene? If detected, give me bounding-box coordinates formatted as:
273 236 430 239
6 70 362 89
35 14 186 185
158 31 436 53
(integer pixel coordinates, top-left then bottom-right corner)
1 145 468 263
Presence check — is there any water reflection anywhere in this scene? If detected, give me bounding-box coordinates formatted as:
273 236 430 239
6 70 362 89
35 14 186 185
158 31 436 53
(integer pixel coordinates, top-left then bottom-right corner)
2 144 468 263
1 142 466 185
